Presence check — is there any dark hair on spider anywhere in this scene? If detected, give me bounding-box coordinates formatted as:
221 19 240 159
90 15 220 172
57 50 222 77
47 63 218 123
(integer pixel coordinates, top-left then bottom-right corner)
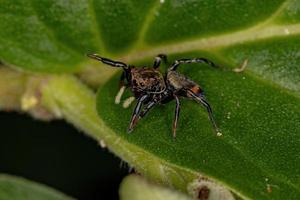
87 53 221 138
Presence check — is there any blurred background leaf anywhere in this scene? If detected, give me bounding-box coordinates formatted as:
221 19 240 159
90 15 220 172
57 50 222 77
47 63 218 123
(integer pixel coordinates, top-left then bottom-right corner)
0 174 74 200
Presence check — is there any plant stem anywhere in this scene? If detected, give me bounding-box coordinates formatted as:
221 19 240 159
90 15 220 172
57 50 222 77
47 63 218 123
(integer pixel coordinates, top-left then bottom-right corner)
0 67 27 111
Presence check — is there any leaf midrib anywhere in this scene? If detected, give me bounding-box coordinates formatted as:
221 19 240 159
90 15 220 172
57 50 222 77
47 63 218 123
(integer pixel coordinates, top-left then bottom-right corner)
22 0 298 61
120 23 300 62
120 0 294 59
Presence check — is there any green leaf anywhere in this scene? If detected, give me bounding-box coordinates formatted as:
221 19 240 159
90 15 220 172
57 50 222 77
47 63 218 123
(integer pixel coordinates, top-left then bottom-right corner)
97 55 300 199
93 1 299 200
1 1 300 200
0 174 74 200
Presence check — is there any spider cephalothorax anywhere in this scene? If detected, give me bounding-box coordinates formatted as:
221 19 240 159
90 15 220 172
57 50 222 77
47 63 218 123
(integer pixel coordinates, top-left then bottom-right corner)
87 53 220 138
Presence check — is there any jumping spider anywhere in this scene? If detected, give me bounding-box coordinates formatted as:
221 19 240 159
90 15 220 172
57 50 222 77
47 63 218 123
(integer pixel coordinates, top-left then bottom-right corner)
88 53 221 138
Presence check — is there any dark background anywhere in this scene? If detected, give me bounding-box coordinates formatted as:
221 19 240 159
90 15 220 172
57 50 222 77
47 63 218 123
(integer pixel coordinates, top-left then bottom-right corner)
0 112 129 200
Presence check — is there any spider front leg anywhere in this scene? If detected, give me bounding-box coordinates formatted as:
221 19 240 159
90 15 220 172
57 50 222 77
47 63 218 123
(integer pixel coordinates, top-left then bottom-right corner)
187 90 221 135
87 53 128 69
153 54 167 69
168 57 218 71
128 94 149 133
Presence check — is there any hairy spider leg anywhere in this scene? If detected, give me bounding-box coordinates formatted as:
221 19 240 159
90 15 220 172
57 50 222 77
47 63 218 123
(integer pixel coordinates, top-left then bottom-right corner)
139 101 156 118
128 101 157 130
87 54 132 106
187 90 220 135
131 95 181 138
153 54 168 69
168 58 218 71
87 53 128 69
173 95 181 138
128 94 148 133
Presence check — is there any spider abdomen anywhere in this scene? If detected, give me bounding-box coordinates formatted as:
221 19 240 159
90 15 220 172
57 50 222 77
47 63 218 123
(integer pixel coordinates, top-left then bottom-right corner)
167 71 202 95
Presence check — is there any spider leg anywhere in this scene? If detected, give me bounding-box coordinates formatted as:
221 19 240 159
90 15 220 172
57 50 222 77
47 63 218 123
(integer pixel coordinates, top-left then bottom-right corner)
187 90 220 134
128 94 148 133
168 57 218 71
115 72 127 104
153 54 168 69
87 53 128 69
172 95 181 138
128 100 157 129
139 101 156 118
